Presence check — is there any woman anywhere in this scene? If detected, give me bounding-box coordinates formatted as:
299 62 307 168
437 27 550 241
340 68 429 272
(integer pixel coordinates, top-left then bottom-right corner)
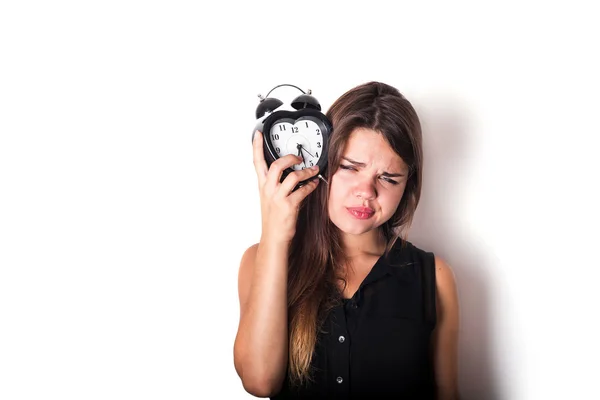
234 81 460 399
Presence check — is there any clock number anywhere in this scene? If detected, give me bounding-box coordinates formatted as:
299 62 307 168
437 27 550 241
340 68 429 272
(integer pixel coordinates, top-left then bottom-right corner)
279 125 286 131
316 129 321 135
292 127 298 133
305 122 309 128
317 142 321 148
272 134 280 140
315 152 319 158
276 147 280 154
309 160 314 167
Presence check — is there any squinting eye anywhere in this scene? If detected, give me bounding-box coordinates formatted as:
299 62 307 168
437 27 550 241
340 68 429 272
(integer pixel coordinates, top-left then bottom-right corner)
341 165 399 185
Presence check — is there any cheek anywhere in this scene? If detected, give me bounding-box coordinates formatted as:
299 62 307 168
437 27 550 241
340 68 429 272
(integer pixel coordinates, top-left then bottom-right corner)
327 174 347 209
330 173 351 192
382 187 406 214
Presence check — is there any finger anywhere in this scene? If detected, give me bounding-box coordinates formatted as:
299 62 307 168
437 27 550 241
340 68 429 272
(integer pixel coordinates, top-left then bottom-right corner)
266 154 303 188
288 177 320 204
279 165 321 196
252 131 268 185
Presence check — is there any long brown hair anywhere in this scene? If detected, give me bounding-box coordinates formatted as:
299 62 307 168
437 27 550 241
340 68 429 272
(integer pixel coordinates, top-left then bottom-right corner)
285 81 424 387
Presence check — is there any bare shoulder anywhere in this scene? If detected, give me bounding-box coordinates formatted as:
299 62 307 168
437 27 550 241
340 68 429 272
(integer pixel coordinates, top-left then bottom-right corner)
433 255 459 320
238 243 259 309
239 243 259 273
434 256 457 290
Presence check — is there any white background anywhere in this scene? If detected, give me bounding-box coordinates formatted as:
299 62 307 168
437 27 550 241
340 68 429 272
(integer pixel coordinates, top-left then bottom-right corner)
1 1 599 399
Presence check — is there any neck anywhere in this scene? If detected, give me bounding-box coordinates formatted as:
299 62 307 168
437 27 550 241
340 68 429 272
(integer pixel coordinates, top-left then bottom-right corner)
340 229 386 258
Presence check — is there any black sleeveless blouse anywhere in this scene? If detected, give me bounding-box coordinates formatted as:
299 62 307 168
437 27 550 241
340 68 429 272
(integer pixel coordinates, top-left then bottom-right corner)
271 239 437 400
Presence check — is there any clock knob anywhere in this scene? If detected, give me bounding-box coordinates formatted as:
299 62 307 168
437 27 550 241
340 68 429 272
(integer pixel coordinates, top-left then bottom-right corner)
291 94 321 111
255 97 284 119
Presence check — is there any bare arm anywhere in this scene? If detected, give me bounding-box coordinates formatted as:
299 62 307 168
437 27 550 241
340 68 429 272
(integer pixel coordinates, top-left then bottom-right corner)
233 131 321 397
233 241 290 397
432 256 460 400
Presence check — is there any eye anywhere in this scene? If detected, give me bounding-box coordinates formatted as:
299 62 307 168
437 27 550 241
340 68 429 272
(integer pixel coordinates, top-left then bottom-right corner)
341 164 399 185
381 177 399 185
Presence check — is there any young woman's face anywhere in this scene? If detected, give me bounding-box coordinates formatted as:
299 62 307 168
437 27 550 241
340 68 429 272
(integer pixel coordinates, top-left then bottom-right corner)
328 128 409 236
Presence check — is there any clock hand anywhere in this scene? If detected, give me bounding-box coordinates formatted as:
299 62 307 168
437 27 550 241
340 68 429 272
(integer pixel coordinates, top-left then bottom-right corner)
299 146 315 158
297 144 307 167
297 144 327 184
298 144 327 184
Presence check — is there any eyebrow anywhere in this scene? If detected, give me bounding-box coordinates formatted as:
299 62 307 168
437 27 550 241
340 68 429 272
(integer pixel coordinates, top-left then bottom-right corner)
341 157 405 177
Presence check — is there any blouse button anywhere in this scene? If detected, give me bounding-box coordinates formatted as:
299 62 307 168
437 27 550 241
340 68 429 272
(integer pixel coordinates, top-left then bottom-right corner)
336 376 343 384
338 335 345 343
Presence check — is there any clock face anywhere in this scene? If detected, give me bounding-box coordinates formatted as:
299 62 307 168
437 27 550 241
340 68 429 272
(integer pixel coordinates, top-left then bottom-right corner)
268 117 324 171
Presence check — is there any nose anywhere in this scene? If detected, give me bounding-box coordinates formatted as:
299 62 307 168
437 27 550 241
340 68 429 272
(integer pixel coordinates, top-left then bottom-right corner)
353 178 377 201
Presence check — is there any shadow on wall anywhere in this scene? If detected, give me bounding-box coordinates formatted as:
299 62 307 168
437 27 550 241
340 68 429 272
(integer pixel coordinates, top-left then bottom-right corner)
408 100 503 400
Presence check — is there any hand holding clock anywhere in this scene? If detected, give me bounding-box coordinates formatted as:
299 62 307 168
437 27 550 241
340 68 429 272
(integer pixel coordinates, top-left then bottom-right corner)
253 131 320 244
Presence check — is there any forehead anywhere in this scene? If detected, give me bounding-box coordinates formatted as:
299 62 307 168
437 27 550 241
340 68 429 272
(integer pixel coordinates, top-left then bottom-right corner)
343 128 408 170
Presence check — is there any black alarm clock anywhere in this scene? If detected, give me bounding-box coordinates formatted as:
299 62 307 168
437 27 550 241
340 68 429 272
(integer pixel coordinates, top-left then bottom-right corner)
252 84 332 189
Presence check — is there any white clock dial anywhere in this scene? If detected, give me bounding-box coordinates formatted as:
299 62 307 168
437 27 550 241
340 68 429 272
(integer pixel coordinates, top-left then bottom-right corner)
269 119 323 171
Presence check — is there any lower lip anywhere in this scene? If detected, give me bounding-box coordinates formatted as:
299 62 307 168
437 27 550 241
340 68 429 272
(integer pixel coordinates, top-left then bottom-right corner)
347 208 374 220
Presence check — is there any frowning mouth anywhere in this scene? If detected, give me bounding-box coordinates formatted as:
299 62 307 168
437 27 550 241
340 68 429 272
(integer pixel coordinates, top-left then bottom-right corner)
346 207 375 219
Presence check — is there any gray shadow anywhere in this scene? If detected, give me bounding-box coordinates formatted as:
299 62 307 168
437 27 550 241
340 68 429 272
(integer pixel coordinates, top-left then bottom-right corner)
408 101 503 400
